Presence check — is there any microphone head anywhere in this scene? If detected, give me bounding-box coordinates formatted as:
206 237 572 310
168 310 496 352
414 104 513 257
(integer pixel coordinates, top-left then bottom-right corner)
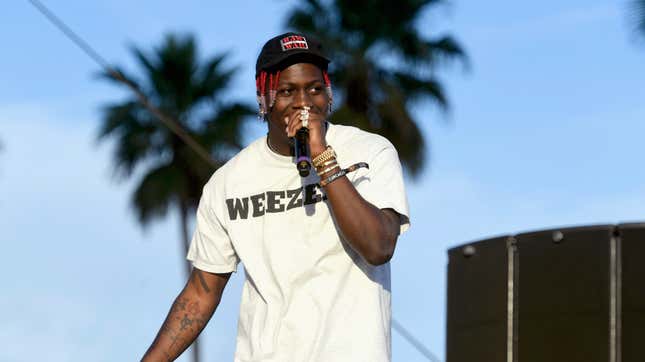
297 160 310 177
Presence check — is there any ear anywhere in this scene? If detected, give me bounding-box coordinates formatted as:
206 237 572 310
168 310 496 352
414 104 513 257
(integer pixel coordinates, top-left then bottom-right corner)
257 95 266 119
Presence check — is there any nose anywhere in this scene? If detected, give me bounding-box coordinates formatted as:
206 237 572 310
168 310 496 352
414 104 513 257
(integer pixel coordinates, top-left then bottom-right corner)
293 89 312 109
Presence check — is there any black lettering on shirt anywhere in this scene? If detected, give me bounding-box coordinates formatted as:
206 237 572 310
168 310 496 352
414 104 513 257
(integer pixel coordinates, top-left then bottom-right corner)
286 187 303 211
266 191 286 213
225 184 327 220
250 193 266 217
304 183 323 205
225 197 249 220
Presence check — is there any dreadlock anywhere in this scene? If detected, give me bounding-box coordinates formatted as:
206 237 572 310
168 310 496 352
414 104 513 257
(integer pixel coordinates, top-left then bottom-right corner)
256 69 333 119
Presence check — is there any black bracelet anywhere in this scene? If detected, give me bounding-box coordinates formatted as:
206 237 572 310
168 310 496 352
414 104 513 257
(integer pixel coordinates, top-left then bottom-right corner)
319 162 369 187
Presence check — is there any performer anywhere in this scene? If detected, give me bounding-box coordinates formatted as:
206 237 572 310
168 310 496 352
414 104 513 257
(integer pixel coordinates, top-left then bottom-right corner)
141 32 410 362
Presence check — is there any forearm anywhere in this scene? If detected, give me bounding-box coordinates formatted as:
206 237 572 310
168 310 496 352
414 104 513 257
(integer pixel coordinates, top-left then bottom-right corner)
141 287 218 361
305 125 399 265
142 269 230 361
323 176 398 265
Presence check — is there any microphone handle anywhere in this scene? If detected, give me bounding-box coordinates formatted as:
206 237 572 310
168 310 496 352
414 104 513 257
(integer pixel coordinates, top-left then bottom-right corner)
294 127 311 177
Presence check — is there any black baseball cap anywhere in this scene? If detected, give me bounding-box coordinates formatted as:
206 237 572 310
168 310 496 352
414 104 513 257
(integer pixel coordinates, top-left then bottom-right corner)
255 32 330 78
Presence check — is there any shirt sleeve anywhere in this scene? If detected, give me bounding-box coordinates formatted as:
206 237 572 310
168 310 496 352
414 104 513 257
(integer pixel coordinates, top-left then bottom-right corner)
353 143 411 234
186 182 240 273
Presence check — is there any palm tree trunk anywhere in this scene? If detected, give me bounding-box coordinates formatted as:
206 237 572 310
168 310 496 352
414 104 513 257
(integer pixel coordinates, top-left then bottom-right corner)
180 201 201 362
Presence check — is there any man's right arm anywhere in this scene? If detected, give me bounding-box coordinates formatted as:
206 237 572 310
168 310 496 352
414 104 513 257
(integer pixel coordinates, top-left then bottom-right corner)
141 268 232 362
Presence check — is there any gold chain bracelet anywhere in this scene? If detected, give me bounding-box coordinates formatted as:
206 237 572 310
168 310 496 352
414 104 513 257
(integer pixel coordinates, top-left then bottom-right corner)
312 146 337 168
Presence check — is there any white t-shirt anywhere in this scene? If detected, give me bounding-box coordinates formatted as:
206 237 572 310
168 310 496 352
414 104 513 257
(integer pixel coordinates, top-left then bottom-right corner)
187 122 410 362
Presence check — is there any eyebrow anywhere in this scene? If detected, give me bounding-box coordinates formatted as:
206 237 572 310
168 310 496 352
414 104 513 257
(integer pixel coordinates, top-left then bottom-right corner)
277 79 325 87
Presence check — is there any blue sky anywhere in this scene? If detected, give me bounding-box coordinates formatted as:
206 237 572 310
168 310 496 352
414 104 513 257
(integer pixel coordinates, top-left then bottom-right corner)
2 0 644 361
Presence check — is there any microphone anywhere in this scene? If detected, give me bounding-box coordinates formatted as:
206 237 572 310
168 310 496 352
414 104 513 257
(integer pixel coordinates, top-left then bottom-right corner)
294 127 311 177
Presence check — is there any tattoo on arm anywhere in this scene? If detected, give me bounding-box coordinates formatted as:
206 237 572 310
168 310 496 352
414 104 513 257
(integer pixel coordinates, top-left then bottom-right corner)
196 270 211 293
153 297 209 359
144 270 229 361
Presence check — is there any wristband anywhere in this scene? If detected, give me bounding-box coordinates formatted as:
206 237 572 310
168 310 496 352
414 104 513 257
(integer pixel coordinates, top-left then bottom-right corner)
319 169 346 187
318 162 369 187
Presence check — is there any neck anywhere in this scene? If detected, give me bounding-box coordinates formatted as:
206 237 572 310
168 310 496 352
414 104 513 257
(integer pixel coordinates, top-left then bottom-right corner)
266 134 292 156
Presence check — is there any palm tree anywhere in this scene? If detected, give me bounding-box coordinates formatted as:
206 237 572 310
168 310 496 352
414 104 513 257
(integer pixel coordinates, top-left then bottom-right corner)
635 0 645 37
98 33 254 362
286 0 467 177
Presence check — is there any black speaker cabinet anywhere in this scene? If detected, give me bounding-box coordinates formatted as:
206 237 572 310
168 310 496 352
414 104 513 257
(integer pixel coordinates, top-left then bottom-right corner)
446 236 510 362
446 223 645 362
619 223 645 362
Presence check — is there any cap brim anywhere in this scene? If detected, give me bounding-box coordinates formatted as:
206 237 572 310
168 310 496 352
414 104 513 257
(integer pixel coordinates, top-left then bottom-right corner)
260 52 330 75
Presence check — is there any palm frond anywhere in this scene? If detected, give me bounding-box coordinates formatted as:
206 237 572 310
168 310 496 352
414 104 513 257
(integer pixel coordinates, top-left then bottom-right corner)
422 35 469 69
376 85 426 176
132 163 184 226
635 0 645 37
336 0 442 46
193 54 236 101
285 0 338 45
139 33 201 113
287 9 319 35
201 103 255 151
391 72 448 109
130 46 159 87
99 101 159 178
329 104 371 131
95 66 143 91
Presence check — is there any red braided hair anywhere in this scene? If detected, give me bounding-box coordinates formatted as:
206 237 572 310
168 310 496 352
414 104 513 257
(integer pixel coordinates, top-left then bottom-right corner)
256 68 332 118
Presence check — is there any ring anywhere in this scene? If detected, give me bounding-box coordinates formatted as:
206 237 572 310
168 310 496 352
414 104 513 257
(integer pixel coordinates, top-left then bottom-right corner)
301 108 310 128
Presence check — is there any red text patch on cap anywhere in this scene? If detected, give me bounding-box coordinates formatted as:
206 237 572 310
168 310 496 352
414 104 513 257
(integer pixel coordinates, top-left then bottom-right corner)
280 35 309 51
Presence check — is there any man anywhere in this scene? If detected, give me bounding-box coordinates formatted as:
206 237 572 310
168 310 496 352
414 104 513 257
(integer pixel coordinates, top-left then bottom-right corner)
141 32 410 362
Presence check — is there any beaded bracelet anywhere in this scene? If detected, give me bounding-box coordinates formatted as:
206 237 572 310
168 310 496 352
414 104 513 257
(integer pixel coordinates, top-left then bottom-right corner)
319 162 369 187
